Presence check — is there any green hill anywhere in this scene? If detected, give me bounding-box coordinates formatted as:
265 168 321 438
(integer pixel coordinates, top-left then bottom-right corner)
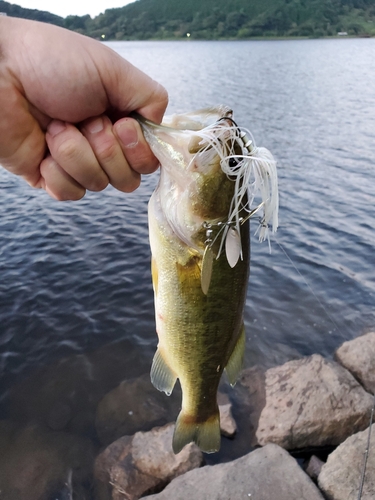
0 0 63 26
1 0 375 39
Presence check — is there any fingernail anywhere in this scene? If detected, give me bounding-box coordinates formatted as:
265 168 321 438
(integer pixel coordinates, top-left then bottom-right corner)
48 120 66 137
85 117 104 134
117 120 139 148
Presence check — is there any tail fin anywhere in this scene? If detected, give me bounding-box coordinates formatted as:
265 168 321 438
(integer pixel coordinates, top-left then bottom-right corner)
172 410 220 454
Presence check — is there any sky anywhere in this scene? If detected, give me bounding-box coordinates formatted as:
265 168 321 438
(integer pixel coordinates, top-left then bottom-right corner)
11 0 136 18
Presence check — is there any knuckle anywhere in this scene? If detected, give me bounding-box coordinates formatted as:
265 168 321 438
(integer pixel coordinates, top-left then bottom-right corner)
54 137 81 163
111 171 141 193
131 149 158 174
49 137 109 192
87 175 109 192
68 190 86 201
45 178 86 200
122 176 141 193
95 140 118 164
54 190 85 201
52 190 69 201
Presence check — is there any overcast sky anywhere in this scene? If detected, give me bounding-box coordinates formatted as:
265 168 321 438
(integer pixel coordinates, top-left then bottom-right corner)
13 0 136 18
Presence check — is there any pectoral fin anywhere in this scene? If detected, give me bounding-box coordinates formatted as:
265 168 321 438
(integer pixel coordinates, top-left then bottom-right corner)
225 324 245 386
150 348 177 396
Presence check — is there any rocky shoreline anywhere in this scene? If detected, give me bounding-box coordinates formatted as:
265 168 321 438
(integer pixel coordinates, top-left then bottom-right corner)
0 331 374 499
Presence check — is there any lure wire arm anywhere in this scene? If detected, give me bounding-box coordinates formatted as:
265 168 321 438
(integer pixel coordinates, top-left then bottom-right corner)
202 201 265 257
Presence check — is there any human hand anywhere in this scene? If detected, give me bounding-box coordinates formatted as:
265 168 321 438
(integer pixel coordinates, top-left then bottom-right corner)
0 17 168 200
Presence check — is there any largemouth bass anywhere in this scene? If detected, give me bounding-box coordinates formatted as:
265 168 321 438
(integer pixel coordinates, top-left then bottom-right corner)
135 106 278 454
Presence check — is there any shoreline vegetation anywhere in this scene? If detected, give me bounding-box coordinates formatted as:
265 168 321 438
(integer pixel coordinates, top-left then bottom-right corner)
0 0 374 41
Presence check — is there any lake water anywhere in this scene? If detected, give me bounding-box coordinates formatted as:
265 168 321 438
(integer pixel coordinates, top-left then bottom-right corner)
0 39 374 468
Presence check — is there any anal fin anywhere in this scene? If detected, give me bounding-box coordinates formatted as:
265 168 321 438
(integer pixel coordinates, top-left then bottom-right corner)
150 348 177 396
225 323 245 387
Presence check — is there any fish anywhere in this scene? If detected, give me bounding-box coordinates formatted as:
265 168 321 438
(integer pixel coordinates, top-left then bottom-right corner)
134 106 278 454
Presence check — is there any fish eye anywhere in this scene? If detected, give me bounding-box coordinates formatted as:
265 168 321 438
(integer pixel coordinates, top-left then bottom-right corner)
228 157 240 169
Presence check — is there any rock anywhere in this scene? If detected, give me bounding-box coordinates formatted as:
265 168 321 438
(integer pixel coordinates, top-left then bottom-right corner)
94 423 203 500
216 390 237 437
232 365 267 450
8 340 149 437
0 420 18 450
335 331 375 394
254 354 373 449
305 455 325 481
47 401 73 431
145 443 324 500
0 423 95 500
318 424 375 499
95 374 181 446
219 404 237 437
96 374 235 446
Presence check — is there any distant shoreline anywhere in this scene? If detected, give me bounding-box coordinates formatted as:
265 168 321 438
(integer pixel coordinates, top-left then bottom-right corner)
2 0 375 42
101 35 373 42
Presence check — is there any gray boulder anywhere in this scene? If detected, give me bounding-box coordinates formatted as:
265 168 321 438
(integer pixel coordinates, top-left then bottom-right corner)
318 424 375 499
94 423 203 500
8 341 151 437
95 374 181 446
219 403 237 437
305 455 325 482
96 374 236 446
335 331 375 394
234 365 266 443
145 443 324 500
254 354 373 449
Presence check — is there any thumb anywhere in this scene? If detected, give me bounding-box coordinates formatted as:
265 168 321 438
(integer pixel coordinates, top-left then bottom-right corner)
94 46 168 124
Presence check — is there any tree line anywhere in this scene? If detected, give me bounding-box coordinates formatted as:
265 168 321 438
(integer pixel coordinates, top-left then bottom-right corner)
1 0 374 39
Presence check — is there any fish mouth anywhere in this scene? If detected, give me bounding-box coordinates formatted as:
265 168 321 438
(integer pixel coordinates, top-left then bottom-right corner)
134 107 279 247
131 105 233 133
132 106 236 157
